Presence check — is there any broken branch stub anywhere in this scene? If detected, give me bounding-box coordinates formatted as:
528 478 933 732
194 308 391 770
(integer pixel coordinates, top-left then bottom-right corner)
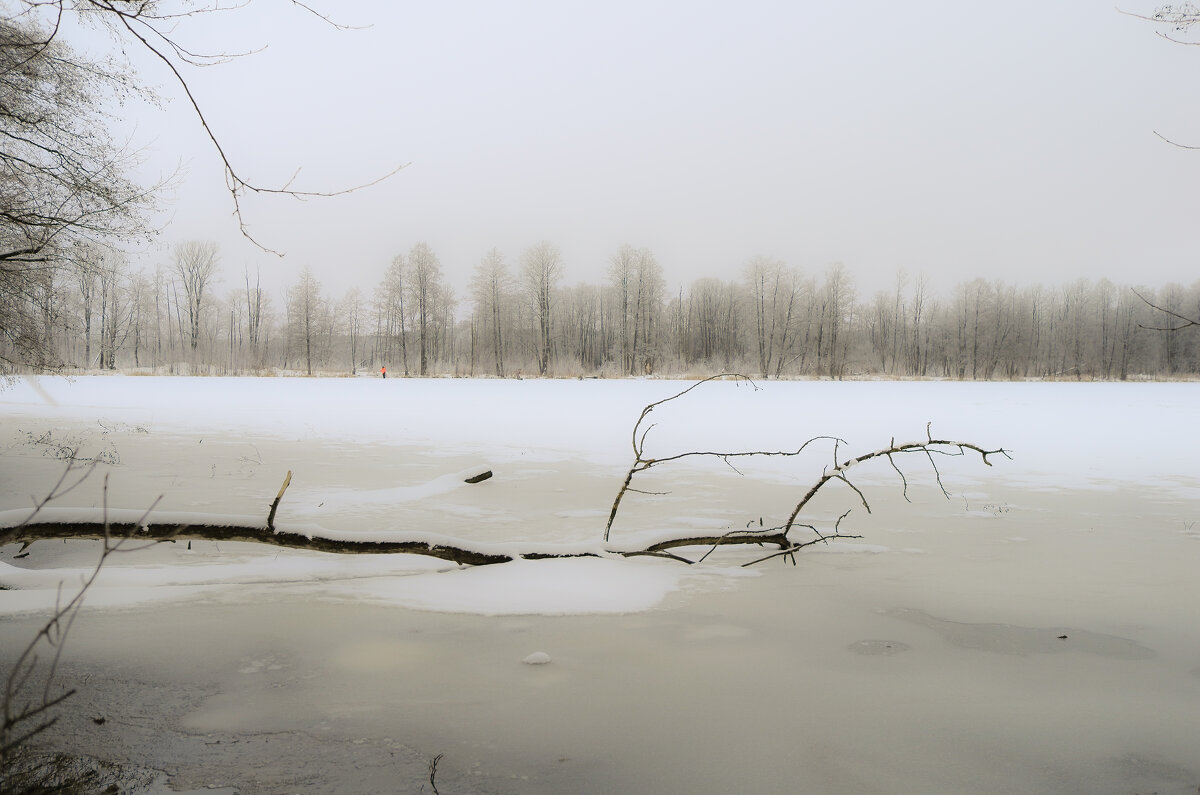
266 470 292 531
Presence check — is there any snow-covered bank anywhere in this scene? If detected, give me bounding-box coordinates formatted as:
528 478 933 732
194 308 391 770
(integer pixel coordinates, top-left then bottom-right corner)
5 374 1199 482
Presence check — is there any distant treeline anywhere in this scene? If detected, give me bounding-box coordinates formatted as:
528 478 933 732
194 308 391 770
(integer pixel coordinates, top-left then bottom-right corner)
7 240 1199 380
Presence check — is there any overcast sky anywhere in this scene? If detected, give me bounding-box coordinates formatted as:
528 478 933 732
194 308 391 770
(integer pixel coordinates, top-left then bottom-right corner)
98 1 1200 300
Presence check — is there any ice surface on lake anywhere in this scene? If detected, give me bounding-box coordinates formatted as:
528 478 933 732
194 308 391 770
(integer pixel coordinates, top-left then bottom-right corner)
2 377 1199 793
2 376 1198 616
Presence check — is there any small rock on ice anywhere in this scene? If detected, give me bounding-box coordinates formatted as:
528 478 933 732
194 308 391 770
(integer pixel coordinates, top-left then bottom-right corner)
522 651 552 665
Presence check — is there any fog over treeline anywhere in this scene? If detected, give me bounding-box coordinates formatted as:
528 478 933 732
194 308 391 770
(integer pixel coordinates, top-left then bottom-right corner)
12 238 1200 381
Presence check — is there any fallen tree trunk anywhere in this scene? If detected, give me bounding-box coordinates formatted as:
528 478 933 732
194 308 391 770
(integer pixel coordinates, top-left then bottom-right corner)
2 520 802 568
5 521 515 566
1 375 1008 570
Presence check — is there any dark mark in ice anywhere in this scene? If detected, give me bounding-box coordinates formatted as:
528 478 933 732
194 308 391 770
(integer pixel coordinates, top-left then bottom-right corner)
848 639 911 656
885 608 1155 659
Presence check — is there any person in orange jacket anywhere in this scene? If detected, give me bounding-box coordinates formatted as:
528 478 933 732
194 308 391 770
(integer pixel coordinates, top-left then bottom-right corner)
380 365 387 379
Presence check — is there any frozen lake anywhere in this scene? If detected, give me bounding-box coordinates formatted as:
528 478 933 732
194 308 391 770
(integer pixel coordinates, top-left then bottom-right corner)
1 376 1199 793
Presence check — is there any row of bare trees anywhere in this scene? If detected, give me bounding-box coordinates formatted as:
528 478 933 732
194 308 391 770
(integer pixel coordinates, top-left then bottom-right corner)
1 2 1195 383
4 239 1199 380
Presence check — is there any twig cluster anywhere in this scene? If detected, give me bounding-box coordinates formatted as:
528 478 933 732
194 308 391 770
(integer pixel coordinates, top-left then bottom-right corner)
2 463 161 776
7 1 405 260
602 374 1010 566
20 429 120 465
82 0 407 253
1133 288 1200 332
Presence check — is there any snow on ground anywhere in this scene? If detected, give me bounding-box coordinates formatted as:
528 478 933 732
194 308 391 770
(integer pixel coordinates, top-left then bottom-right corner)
4 374 1197 482
1 375 1198 616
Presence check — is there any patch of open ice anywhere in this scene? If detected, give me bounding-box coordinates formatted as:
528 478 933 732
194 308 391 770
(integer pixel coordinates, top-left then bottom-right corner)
312 557 688 616
287 468 484 514
808 542 891 554
0 549 708 617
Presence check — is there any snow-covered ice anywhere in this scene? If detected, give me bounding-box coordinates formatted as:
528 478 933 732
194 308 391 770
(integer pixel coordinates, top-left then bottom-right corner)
1 376 1198 793
2 375 1197 615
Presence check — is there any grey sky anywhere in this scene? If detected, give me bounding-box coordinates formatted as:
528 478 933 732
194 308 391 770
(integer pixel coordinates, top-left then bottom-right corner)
113 1 1199 299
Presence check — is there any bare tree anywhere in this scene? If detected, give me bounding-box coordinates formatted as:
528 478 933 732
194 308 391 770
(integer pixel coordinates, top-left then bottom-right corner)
559 283 602 372
406 243 445 377
71 251 100 368
286 266 327 376
746 257 804 379
241 266 267 368
816 264 855 378
470 249 513 377
376 255 410 375
1 2 405 375
95 253 129 370
9 1 404 253
172 241 219 356
609 245 665 375
521 242 563 375
0 11 155 266
610 245 637 374
682 277 742 370
0 8 150 373
339 288 365 374
125 269 152 368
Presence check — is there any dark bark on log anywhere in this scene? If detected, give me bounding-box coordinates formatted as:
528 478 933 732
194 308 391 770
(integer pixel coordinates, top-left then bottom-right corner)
2 521 804 568
6 522 514 567
642 530 790 552
464 471 493 484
